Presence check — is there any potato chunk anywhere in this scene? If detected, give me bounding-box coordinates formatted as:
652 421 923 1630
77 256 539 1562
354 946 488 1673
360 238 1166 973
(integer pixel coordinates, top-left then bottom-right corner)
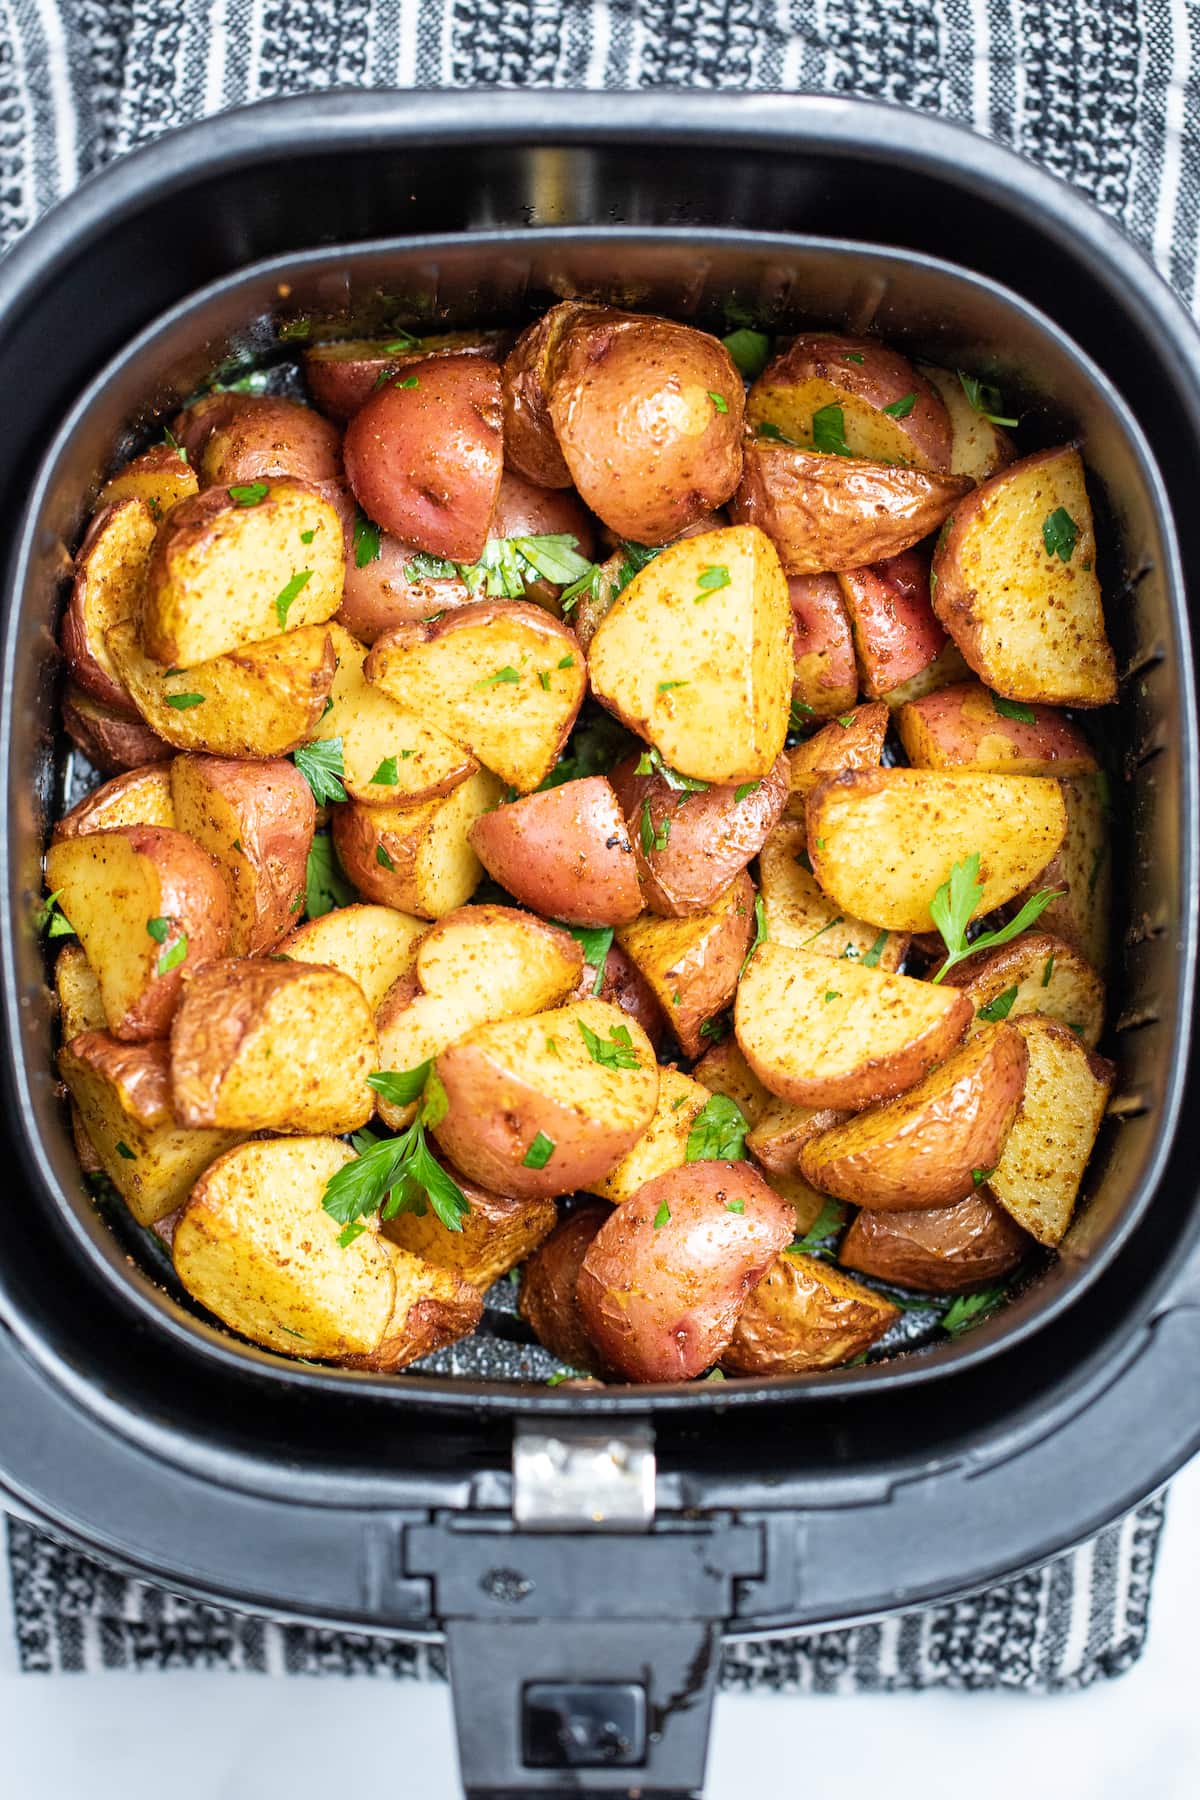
330 766 506 918
53 764 176 842
721 1252 899 1375
943 930 1104 1048
616 870 755 1057
60 499 158 714
97 443 200 515
839 1191 1029 1293
383 1164 556 1293
280 902 427 1010
784 702 888 812
1007 773 1111 974
518 1204 612 1374
324 623 478 805
169 754 315 954
586 1066 712 1204
758 819 907 970
916 365 1016 481
896 680 1097 776
54 944 106 1038
748 335 952 472
986 1016 1114 1246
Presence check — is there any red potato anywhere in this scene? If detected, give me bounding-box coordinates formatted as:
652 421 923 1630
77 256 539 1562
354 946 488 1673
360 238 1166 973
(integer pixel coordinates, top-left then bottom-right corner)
59 499 158 715
784 702 888 814
591 942 668 1049
895 680 1099 776
199 395 343 488
616 869 756 1058
576 1161 795 1383
62 684 173 774
343 355 504 562
721 1252 900 1375
96 443 200 517
169 754 315 955
304 329 511 423
609 751 789 918
169 392 257 464
839 1191 1030 1293
748 334 953 473
518 1203 612 1373
502 301 607 488
836 546 947 698
52 764 175 843
468 777 642 927
788 574 860 718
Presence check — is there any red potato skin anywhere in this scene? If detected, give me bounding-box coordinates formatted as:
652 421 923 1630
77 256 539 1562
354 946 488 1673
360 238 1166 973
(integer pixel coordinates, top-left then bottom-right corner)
895 680 1099 775
170 754 316 954
610 751 789 917
169 392 257 464
61 685 173 774
59 501 154 716
518 1203 613 1373
343 355 504 562
502 302 603 488
304 330 512 424
839 1191 1031 1292
52 765 174 843
199 396 343 488
592 943 668 1051
836 546 947 697
756 335 953 472
468 777 643 927
576 1162 795 1383
788 574 860 717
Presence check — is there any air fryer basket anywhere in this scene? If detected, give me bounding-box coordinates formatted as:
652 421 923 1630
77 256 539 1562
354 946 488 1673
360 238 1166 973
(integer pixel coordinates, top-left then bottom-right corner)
0 96 1198 1798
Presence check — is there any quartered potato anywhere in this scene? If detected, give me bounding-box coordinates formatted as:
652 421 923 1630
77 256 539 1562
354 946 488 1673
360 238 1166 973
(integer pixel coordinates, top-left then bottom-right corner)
617 869 755 1057
97 442 200 516
758 818 908 969
986 1015 1114 1246
879 638 972 711
305 328 510 423
519 1203 612 1374
839 1190 1030 1293
325 623 479 806
896 679 1098 776
52 763 176 842
592 941 668 1047
943 929 1105 1048
721 1251 900 1375
469 776 643 927
586 1066 712 1203
748 334 953 472
917 365 1016 482
330 766 505 917
502 301 600 487
1009 773 1111 974
62 682 173 775
197 396 343 489
383 1163 557 1293
60 498 158 714
745 1097 848 1180
784 702 888 814
54 944 106 1038
787 572 859 718
170 753 315 954
837 547 947 698
280 902 427 1010
691 1033 773 1126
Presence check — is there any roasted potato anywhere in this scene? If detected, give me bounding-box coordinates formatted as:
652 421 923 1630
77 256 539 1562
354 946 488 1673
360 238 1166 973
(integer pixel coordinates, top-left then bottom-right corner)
324 622 479 806
588 526 793 785
931 447 1117 706
691 1032 772 1125
60 498 157 714
735 942 972 1109
45 825 231 1041
798 1022 1028 1208
502 301 601 487
52 763 175 842
917 365 1016 481
518 1203 611 1373
469 776 642 928
879 639 972 711
721 1251 899 1374
896 679 1098 776
837 547 947 698
616 869 755 1057
330 766 505 917
986 1015 1114 1246
943 929 1105 1048
586 1066 712 1204
807 768 1068 933
610 751 787 919
576 1161 794 1382
1008 773 1111 973
62 683 173 774
758 819 907 969
170 958 377 1133
197 396 343 488
169 753 315 954
732 440 970 575
788 572 859 718
54 943 106 1038
304 328 510 422
433 997 660 1199
169 391 257 463
382 1163 556 1293
839 1190 1030 1293
343 355 504 561
279 902 427 1010
97 443 200 516
592 941 668 1047
748 334 952 473
784 701 888 814
745 1098 848 1179
365 601 586 793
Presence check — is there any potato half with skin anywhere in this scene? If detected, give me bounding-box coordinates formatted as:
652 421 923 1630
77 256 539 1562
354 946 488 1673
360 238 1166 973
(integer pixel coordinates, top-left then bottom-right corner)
140 479 344 669
52 763 175 843
60 498 158 714
365 601 586 793
807 768 1068 934
279 903 427 1011
837 547 947 698
758 819 907 970
735 942 972 1110
732 441 971 576
896 680 1098 776
547 310 745 543
879 639 972 712
383 1162 556 1293
45 825 230 1041
54 943 106 1038
324 623 478 806
62 683 173 774
173 1136 481 1367
586 1066 712 1204
592 941 668 1049
304 328 510 423
330 766 505 917
343 355 504 562
784 701 888 815
691 1035 772 1126
433 998 660 1200
917 365 1016 482
169 392 258 464
169 753 315 955
617 869 755 1058
502 301 602 488
576 1161 794 1383
107 620 336 759
798 1022 1028 1209
931 446 1117 707
588 525 793 785
749 334 953 473
469 777 641 927
97 443 200 516
943 930 1105 1048
1006 773 1111 974
519 1203 612 1373
721 1251 900 1376
986 1015 1114 1247
170 957 377 1133
59 1031 239 1226
788 573 859 719
610 751 788 918
839 1191 1030 1294
746 1098 848 1180
198 396 343 488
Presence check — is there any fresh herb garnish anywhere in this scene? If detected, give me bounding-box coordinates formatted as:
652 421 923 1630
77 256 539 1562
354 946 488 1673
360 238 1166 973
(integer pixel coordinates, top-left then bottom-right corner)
740 894 768 978
882 393 917 419
557 655 575 670
164 692 205 710
733 781 759 802
823 989 841 1003
274 569 313 629
634 745 709 794
789 698 816 731
977 984 1020 1023
812 403 852 457
35 889 74 938
685 1093 749 1163
566 924 614 996
305 834 354 919
943 1284 1009 1334
726 1199 745 1214
300 528 315 545
929 852 1062 983
382 332 420 353
956 372 1019 428
722 328 770 380
370 756 399 786
696 564 731 597
1043 508 1080 564
639 799 671 856
1042 954 1056 988
395 374 420 389
406 552 459 580
836 713 855 729
322 1071 469 1243
971 1166 996 1187
293 737 347 805
228 482 269 507
658 679 689 694
460 533 596 600
843 352 865 364
163 427 188 463
799 913 844 948
522 1131 555 1170
353 512 382 568
862 929 889 969
755 420 798 445
376 844 395 871
993 694 1038 725
115 1141 136 1160
473 665 521 690
698 1016 730 1043
789 1198 849 1259
652 1200 671 1230
147 916 187 975
708 391 729 414
578 1019 641 1070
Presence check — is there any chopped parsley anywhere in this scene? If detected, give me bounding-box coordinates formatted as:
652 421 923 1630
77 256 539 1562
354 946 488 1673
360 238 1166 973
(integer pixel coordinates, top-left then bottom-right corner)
956 372 1019 428
733 781 759 802
882 393 917 419
353 512 382 567
376 844 395 871
146 916 187 975
977 984 1020 1023
274 569 313 629
686 1093 749 1163
228 481 269 507
578 1019 640 1070
473 665 521 690
722 328 770 380
740 893 768 978
993 694 1038 725
652 1200 671 1230
164 692 205 710
115 1141 136 1160
305 834 354 919
708 390 729 414
322 1069 469 1242
522 1131 555 1170
1043 507 1080 563
634 745 709 793
862 930 889 968
696 564 731 597
293 737 347 806
658 680 689 694
565 924 614 996
370 756 399 786
36 890 75 938
812 403 852 457
943 1285 1011 1334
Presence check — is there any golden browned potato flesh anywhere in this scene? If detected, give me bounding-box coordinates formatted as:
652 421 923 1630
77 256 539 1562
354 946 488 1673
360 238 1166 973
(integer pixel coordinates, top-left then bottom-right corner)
60 499 158 714
330 765 505 917
895 680 1097 776
1008 774 1111 974
324 623 478 806
758 818 908 970
745 1098 848 1179
96 442 201 516
748 334 952 472
586 1066 713 1203
784 702 888 813
519 1203 612 1373
52 763 176 843
917 365 1017 481
383 1162 557 1292
170 958 378 1134
721 1251 899 1375
839 1190 1030 1293
616 869 755 1057
169 754 315 954
691 1033 773 1126
943 930 1105 1048
54 944 106 1038
879 639 972 711
280 902 427 1010
986 1015 1114 1246
735 942 972 1109
62 683 174 774
807 768 1068 933
931 447 1117 706
141 479 345 669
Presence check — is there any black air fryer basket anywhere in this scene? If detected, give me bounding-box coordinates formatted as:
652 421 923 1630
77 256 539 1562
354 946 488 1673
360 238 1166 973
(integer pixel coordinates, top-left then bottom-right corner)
0 95 1198 1798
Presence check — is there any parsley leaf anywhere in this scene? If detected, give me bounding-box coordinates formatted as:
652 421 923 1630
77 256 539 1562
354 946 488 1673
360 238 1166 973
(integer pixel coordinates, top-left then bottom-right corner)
406 552 458 580
652 1200 671 1230
274 569 313 629
1042 507 1079 563
993 694 1038 725
146 917 187 975
733 781 759 803
740 893 768 978
812 403 852 457
882 393 917 419
395 374 420 389
686 1093 749 1163
788 698 816 732
368 1065 432 1108
634 745 709 794
305 834 354 919
228 481 269 507
164 692 205 710
370 756 399 786
929 852 1063 983
522 1131 555 1170
658 679 689 694
293 737 347 806
473 665 521 690
460 533 596 599
638 797 671 856
578 1019 640 1070
722 328 770 380
956 371 1019 428
353 512 382 568
708 390 729 414
35 889 74 938
1042 954 1056 988
376 844 395 871
322 1082 470 1241
789 1198 849 1260
977 983 1020 1023
566 923 614 996
382 332 419 353
696 564 731 597
942 1284 1010 1334
972 1166 997 1187
756 420 799 445
862 929 889 969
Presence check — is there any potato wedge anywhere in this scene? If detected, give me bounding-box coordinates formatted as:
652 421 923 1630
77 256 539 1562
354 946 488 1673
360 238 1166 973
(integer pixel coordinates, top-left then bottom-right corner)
879 639 972 711
501 302 600 487
721 1251 899 1375
1008 774 1110 974
52 764 175 842
279 902 427 1010
586 1066 712 1204
59 1031 238 1226
365 601 586 793
616 869 755 1057
745 1098 848 1179
576 1161 794 1382
735 942 971 1109
433 998 660 1200
62 683 173 774
917 365 1017 482
837 547 947 698
170 958 377 1133
593 941 667 1049
141 479 345 669
198 397 343 489
60 499 157 713
943 930 1105 1048
784 701 888 814
54 944 106 1038
611 750 788 918
758 819 907 970
807 768 1068 933
469 776 643 927
518 1204 611 1373
336 1244 485 1372
839 1190 1030 1293
986 1015 1114 1246
305 328 510 422
691 1033 772 1126
324 623 478 805
107 619 336 758
788 573 859 718
97 443 200 516
798 1022 1028 1209
748 334 952 472
757 1167 829 1238
588 525 792 785
931 447 1117 706
383 1162 556 1293
732 440 971 575
896 679 1098 776
168 754 314 955
45 825 231 1041
330 766 505 917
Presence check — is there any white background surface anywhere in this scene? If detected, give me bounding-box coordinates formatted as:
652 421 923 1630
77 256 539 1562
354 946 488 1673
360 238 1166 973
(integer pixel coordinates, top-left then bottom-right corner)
1 1452 1197 1798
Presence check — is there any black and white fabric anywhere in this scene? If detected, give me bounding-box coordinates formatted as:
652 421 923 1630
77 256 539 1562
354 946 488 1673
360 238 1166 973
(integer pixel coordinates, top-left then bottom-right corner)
0 0 1190 1688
